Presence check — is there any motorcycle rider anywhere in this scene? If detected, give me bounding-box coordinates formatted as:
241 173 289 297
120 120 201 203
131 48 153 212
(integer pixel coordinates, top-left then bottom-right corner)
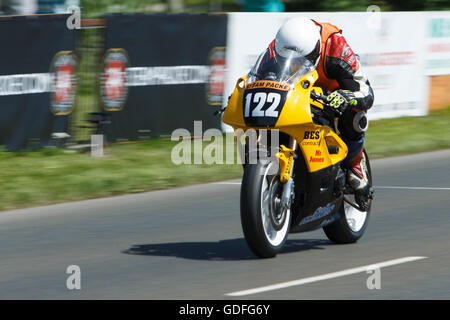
257 17 374 209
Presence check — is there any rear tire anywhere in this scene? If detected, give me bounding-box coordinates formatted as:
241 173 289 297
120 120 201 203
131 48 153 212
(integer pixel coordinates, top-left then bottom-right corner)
323 149 373 243
240 159 291 258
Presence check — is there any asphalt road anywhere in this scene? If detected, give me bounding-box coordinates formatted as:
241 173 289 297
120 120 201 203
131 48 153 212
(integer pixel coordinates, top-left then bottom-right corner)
0 150 449 299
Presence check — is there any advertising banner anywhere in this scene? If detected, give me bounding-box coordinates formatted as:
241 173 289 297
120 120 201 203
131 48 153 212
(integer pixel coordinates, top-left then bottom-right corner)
0 14 75 150
424 12 450 76
102 13 228 142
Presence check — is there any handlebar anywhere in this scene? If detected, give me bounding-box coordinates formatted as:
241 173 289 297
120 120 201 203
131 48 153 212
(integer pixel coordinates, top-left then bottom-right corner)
215 91 342 117
214 106 227 116
310 91 342 117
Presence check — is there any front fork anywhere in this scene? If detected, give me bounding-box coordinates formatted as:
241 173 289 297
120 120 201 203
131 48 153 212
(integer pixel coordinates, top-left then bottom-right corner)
279 138 297 210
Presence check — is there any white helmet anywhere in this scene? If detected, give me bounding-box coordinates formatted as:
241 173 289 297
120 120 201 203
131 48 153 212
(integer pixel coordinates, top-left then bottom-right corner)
274 17 322 67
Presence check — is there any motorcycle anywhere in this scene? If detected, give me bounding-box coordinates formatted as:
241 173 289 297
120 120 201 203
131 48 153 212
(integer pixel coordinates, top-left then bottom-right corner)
222 50 374 258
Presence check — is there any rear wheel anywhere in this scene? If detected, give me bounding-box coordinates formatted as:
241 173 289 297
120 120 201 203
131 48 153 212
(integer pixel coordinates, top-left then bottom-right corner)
323 149 373 243
240 159 291 258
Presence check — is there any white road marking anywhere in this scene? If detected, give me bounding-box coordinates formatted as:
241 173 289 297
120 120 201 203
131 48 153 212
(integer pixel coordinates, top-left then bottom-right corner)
375 186 450 191
214 182 241 185
225 256 428 297
215 181 450 191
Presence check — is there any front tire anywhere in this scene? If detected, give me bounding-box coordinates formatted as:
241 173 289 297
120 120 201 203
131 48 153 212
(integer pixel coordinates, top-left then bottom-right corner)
240 159 291 258
323 149 373 243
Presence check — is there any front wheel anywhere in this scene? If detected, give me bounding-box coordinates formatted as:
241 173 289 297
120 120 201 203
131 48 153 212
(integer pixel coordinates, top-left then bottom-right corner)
323 149 373 243
240 159 291 258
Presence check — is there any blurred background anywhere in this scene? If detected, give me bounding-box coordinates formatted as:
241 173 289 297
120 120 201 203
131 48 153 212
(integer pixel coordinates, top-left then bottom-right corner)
0 0 449 145
0 0 449 210
1 0 448 15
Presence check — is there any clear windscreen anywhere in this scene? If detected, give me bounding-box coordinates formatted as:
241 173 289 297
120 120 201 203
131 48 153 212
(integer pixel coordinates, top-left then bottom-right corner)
247 48 316 86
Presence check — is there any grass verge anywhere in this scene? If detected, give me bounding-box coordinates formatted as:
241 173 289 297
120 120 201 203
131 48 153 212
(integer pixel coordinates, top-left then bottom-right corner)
365 106 450 158
0 107 449 211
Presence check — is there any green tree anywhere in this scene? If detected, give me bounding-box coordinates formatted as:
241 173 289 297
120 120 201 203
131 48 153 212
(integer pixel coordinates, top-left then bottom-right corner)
284 0 450 12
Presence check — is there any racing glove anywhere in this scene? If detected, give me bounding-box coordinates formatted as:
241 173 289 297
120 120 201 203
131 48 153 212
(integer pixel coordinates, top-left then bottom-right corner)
327 90 358 113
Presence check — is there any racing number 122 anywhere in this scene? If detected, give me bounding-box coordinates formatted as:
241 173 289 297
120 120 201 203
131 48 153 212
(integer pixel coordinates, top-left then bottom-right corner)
244 92 281 118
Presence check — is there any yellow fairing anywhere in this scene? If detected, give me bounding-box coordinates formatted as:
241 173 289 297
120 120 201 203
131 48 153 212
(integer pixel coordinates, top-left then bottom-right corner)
222 77 247 130
223 71 348 173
